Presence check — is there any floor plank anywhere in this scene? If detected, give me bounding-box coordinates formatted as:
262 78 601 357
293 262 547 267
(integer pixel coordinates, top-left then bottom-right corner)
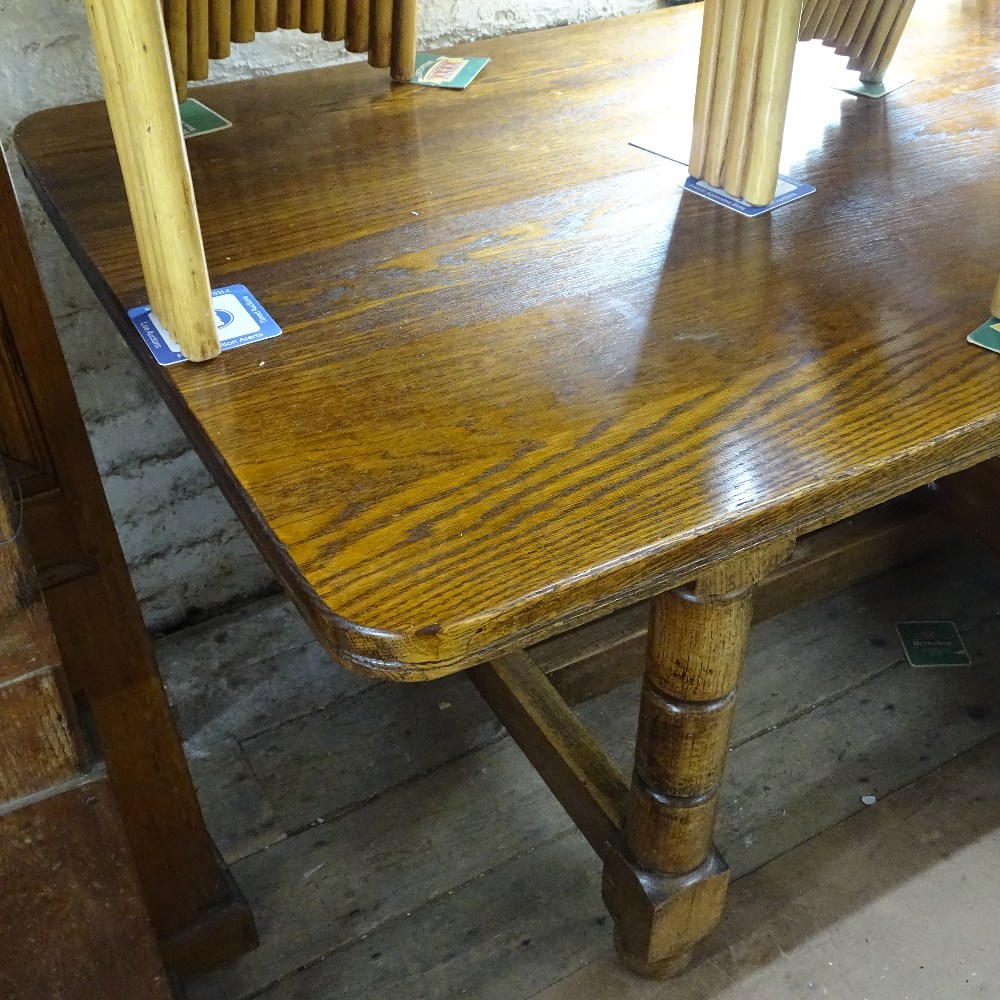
535 734 1000 1000
241 673 504 833
186 739 573 1000
185 738 285 865
179 542 1000 999
158 595 371 749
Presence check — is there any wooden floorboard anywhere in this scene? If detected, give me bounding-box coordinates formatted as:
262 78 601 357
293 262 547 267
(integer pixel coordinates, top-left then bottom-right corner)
176 541 1000 1000
534 734 1000 1000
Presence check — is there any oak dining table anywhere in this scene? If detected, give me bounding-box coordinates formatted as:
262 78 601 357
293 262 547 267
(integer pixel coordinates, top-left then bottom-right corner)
14 0 1000 977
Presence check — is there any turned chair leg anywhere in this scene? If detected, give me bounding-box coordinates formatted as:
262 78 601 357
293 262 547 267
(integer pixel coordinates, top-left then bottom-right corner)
603 537 794 977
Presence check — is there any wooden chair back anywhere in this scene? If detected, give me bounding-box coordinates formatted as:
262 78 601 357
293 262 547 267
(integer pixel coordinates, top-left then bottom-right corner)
800 0 916 84
0 459 175 998
690 0 917 207
83 0 418 362
690 1 996 315
165 0 418 98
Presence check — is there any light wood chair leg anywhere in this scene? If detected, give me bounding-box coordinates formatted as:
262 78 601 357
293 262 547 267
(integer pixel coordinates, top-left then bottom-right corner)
689 0 801 208
390 0 417 81
323 0 347 41
741 0 799 206
162 0 188 98
992 271 1000 319
257 0 279 31
368 0 392 67
346 0 370 52
853 0 916 85
603 536 794 977
84 0 220 362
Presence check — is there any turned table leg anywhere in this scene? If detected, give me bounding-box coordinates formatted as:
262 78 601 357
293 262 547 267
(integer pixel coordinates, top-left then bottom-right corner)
603 537 794 977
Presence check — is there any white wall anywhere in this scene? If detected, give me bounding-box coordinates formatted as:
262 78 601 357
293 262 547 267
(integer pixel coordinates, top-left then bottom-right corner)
0 0 661 631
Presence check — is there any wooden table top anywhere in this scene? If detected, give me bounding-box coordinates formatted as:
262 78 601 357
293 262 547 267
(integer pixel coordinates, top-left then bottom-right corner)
15 1 1000 679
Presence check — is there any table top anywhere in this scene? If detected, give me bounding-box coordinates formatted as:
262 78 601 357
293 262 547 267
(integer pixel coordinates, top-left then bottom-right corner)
15 0 1000 679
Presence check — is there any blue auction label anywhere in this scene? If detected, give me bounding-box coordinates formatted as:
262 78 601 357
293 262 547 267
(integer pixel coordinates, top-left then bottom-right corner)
128 285 282 366
680 174 816 218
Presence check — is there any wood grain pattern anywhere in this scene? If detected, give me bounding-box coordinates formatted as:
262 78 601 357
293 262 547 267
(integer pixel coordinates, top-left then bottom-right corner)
632 538 792 872
184 542 1000 998
539 499 950 706
0 148 252 968
14 2 1000 681
0 465 83 803
0 669 82 802
608 537 792 976
0 781 174 999
0 465 171 995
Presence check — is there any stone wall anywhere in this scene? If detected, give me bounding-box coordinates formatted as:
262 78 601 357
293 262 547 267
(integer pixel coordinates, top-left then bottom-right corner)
0 0 662 631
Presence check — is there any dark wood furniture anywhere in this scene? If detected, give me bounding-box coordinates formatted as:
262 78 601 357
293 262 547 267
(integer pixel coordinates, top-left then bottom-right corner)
14 0 1000 976
0 150 256 972
0 461 174 999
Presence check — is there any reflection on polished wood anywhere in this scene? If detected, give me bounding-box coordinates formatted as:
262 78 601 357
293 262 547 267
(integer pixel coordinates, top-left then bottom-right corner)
13 0 1000 978
17 1 997 679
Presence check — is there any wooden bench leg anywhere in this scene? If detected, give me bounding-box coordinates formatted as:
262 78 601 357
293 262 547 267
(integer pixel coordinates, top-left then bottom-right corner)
602 537 794 977
44 570 259 974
